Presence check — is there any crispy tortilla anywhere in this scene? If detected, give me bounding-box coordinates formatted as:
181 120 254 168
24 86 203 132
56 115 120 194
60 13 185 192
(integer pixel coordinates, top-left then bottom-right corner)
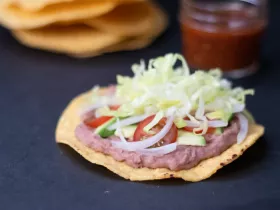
71 2 168 58
0 0 116 29
12 25 123 55
1 0 145 11
11 1 167 57
55 90 265 181
85 1 158 36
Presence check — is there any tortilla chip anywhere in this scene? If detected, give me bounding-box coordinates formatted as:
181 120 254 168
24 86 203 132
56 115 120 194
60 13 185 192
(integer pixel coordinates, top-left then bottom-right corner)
71 2 168 58
55 90 265 181
72 3 168 58
85 1 158 36
1 0 145 11
11 1 167 57
0 0 116 29
12 25 122 54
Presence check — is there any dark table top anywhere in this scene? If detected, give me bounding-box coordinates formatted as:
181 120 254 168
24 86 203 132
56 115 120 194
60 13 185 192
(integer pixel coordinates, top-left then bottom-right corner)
1 0 280 209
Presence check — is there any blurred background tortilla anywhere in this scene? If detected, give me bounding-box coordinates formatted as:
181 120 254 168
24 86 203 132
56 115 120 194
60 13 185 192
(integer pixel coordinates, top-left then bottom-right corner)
85 1 156 36
11 1 168 57
0 0 144 11
0 0 117 29
12 25 123 54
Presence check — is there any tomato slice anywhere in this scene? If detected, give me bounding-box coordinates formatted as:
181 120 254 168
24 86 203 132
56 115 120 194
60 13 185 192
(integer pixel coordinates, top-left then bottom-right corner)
85 116 113 128
133 115 178 146
84 105 119 128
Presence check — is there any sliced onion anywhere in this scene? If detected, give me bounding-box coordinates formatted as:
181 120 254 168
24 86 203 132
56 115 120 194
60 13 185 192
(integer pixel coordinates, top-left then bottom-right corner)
233 104 245 113
193 116 208 135
208 120 228 127
201 116 208 135
108 114 149 130
185 120 228 128
195 96 205 120
112 115 175 151
115 118 127 144
236 113 248 144
185 113 200 127
95 110 103 118
166 106 177 117
79 103 107 116
136 143 177 155
185 120 200 127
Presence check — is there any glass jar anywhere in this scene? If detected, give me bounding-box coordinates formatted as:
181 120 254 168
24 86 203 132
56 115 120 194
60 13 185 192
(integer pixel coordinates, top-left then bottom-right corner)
179 0 268 78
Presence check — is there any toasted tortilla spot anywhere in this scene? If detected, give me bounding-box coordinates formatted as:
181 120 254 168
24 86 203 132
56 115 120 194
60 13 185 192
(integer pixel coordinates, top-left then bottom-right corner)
55 90 265 181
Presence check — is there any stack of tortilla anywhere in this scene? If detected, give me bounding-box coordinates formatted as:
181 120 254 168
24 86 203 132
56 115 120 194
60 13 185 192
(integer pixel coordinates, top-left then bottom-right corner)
0 0 168 57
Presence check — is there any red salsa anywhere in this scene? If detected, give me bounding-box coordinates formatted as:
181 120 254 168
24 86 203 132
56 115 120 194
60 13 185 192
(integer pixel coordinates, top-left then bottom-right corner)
180 2 267 72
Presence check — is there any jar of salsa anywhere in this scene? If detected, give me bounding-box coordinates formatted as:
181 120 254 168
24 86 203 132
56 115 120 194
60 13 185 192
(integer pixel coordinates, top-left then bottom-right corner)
179 0 268 78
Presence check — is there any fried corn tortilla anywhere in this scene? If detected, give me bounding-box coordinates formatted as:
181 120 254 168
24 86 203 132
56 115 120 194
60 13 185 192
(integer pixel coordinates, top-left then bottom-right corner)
0 0 117 29
71 2 168 58
85 1 157 36
1 0 145 11
0 0 75 11
55 90 264 181
12 25 123 55
12 2 168 57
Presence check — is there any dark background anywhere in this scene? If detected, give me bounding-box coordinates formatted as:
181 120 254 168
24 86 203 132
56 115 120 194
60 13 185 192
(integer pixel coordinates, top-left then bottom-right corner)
1 0 280 209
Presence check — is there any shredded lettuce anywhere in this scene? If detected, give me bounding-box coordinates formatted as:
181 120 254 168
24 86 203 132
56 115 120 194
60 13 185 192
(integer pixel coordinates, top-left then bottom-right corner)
91 53 254 134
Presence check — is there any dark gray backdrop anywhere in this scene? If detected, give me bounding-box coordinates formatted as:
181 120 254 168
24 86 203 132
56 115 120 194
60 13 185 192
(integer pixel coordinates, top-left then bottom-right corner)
0 0 279 209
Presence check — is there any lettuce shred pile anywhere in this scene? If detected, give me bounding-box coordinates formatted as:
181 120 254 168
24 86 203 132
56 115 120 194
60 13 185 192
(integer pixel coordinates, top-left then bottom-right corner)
93 53 254 131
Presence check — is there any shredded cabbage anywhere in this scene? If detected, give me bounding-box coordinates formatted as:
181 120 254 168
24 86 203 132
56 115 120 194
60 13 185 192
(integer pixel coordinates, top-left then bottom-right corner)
92 53 254 135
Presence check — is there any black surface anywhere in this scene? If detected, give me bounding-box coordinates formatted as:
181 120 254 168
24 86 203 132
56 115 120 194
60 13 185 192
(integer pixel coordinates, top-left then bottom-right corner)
1 0 280 209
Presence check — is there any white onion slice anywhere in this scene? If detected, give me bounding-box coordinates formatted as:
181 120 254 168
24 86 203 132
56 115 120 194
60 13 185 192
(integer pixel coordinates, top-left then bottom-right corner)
115 118 127 144
136 143 177 155
200 116 208 135
112 115 174 151
193 116 208 135
233 104 245 113
236 113 248 144
185 120 200 127
208 120 228 127
79 103 107 116
108 114 149 130
95 110 103 118
166 106 177 117
185 120 228 128
195 96 205 120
